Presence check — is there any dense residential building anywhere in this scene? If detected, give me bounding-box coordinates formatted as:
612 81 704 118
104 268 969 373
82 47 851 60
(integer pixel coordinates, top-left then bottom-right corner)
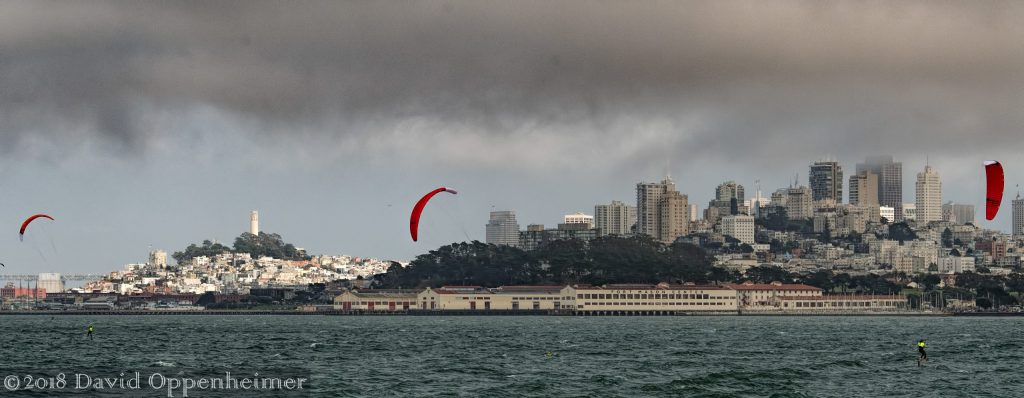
809 161 843 203
942 202 976 225
708 181 747 221
902 203 917 222
848 170 879 206
915 165 942 223
485 211 521 247
721 215 755 244
658 191 690 243
636 178 676 237
784 186 813 220
594 201 636 236
857 156 903 221
518 223 600 251
637 177 690 243
563 212 595 228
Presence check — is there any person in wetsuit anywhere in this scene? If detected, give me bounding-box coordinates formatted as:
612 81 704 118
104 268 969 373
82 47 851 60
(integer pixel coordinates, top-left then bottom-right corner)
87 325 94 340
917 339 927 365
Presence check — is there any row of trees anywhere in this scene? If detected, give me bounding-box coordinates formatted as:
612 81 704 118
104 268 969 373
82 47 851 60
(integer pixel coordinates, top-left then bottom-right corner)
373 236 730 288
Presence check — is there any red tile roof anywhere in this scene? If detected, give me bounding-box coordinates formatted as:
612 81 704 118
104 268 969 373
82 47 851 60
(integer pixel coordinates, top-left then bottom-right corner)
726 282 821 291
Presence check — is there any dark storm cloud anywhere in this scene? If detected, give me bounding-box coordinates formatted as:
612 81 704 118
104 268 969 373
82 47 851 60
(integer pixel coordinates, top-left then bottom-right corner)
2 0 1024 167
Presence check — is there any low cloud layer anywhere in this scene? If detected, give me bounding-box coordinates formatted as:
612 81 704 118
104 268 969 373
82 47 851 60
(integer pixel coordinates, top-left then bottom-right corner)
3 1 1024 169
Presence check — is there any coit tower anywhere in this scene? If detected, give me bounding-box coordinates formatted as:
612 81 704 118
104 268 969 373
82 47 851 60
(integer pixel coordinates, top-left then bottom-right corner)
250 210 259 235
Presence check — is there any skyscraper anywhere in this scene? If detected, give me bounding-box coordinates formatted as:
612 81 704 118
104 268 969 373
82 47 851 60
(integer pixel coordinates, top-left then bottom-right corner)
636 177 690 243
809 161 843 203
636 178 676 237
857 156 903 220
715 181 745 202
594 201 637 236
848 170 879 206
1014 195 1024 239
709 181 746 221
915 165 941 223
486 211 521 247
250 210 259 235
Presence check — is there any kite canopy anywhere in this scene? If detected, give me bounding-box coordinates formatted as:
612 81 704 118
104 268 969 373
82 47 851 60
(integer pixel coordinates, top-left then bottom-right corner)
409 187 458 242
985 161 1004 221
19 214 54 241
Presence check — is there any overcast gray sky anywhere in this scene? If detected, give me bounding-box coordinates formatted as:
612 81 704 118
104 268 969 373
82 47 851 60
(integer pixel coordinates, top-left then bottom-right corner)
2 0 1023 274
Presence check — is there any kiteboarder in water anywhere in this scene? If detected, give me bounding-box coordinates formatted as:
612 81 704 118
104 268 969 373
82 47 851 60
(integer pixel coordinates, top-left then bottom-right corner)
87 325 94 340
917 339 927 366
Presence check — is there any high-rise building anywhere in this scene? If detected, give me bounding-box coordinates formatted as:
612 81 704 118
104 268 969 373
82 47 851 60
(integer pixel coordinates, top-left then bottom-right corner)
37 273 64 294
594 201 636 236
658 191 690 243
563 212 595 228
721 215 755 244
848 171 879 206
809 161 843 203
250 210 259 235
149 250 168 269
715 181 745 202
915 165 942 223
785 186 813 220
857 156 903 220
689 204 699 222
636 178 676 237
1014 195 1024 239
486 211 521 247
942 202 976 225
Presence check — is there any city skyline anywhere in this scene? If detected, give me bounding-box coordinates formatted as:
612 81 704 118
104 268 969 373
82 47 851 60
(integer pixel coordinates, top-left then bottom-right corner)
3 1 1024 274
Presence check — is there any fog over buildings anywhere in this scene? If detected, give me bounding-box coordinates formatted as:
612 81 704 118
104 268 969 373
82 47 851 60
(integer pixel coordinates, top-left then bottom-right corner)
2 1 1023 273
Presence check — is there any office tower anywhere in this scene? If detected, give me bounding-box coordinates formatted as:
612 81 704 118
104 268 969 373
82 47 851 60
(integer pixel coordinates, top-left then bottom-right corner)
809 161 843 203
594 201 637 236
486 211 521 247
915 165 942 223
848 170 879 206
857 156 903 220
715 181 745 202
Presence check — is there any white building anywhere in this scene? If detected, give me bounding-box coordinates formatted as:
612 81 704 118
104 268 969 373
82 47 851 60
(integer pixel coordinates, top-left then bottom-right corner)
563 212 595 228
902 203 916 222
915 165 942 223
721 215 755 244
880 206 895 223
250 210 259 235
37 273 64 294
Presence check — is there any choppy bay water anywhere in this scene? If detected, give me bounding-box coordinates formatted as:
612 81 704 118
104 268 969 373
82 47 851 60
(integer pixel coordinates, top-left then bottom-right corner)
0 315 1021 397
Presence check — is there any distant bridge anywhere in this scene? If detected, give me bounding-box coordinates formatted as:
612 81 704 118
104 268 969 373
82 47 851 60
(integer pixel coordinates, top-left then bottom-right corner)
0 274 104 282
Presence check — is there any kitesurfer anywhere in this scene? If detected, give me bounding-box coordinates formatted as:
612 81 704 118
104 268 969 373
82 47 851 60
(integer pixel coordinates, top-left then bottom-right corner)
87 325 94 340
917 339 927 365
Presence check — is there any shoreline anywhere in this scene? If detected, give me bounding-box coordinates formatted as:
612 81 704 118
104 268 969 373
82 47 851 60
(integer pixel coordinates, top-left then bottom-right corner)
0 310 998 316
